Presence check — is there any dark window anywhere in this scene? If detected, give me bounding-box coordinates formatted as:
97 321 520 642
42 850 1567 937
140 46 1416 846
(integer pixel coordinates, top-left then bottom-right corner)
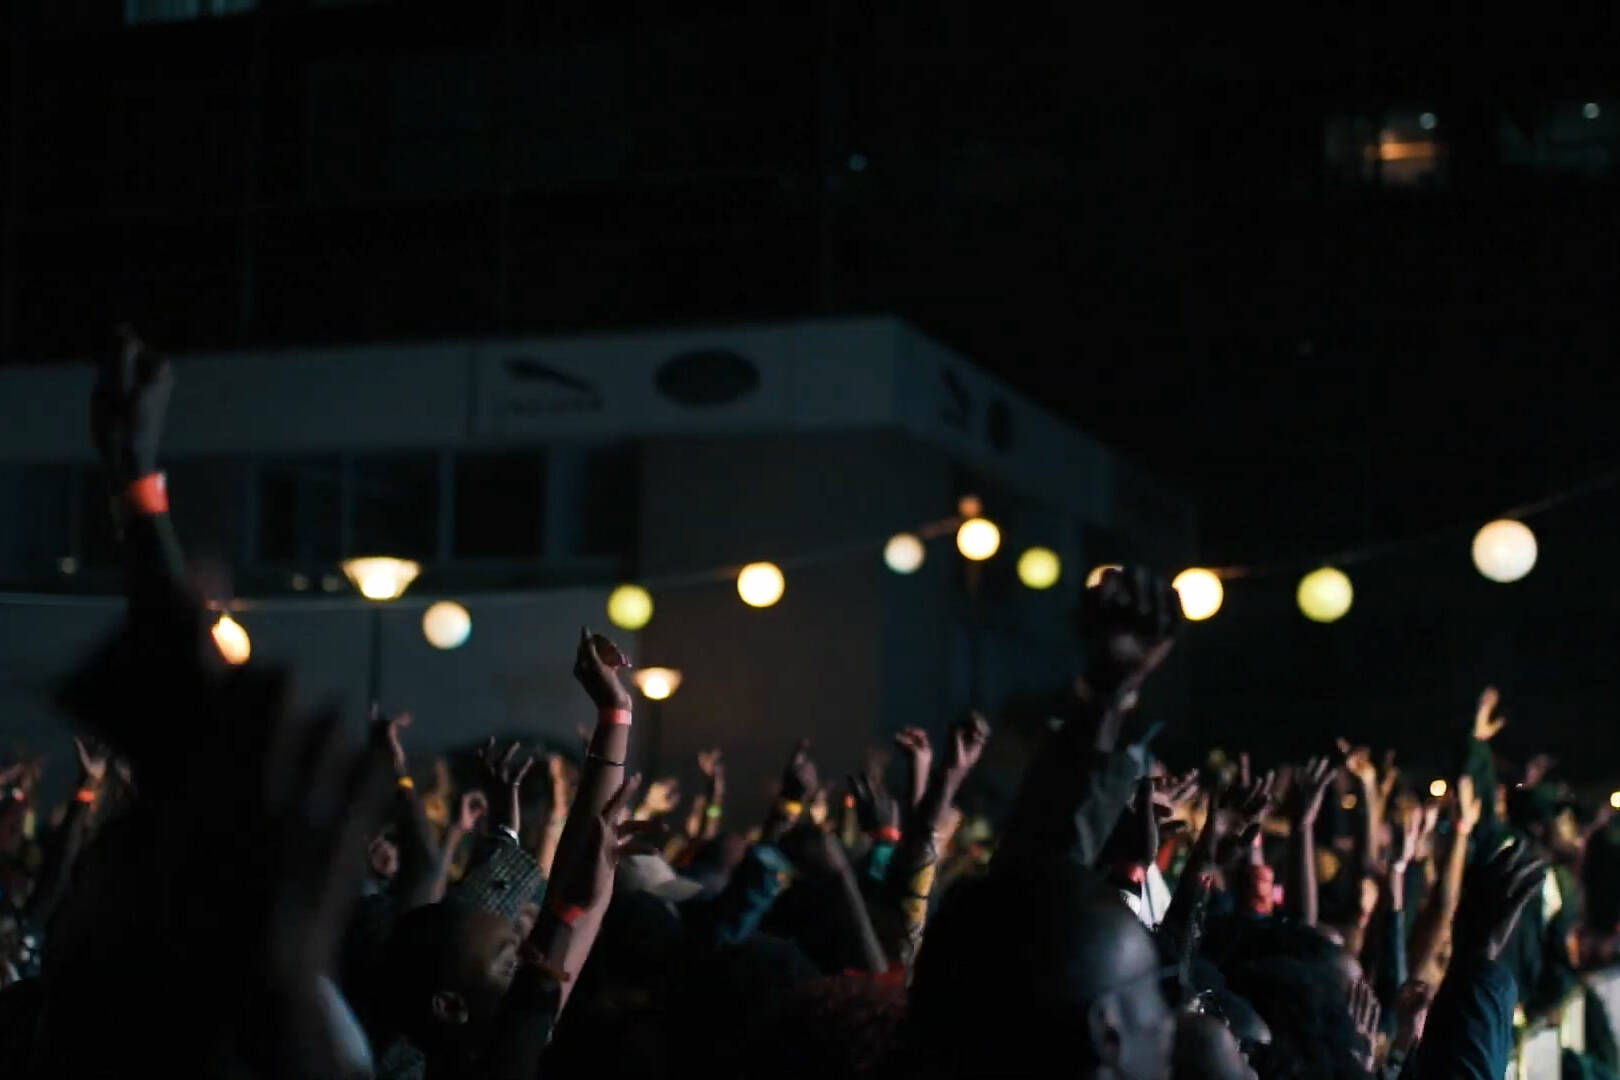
258 457 342 564
166 460 248 568
352 455 439 559
579 444 640 558
454 451 545 559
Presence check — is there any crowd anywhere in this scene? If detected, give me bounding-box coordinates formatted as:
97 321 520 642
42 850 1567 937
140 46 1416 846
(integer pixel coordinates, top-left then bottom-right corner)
1 330 1619 1079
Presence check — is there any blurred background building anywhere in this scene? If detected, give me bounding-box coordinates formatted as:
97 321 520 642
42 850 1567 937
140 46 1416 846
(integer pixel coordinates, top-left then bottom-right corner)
1 3 1617 789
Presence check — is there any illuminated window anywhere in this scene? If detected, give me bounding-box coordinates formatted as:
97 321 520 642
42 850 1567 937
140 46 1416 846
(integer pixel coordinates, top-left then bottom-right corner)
124 0 255 25
1325 109 1447 189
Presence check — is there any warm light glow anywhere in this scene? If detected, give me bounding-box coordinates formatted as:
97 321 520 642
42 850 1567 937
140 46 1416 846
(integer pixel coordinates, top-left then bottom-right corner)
341 556 421 601
607 584 654 631
1471 519 1537 583
1429 779 1448 798
633 667 683 701
884 533 926 574
1610 790 1620 810
1172 568 1224 621
1371 138 1440 163
1017 547 1061 589
957 494 983 519
737 562 785 608
956 518 1001 561
1085 563 1123 589
1297 567 1354 623
1341 794 1358 810
422 601 471 650
212 613 251 665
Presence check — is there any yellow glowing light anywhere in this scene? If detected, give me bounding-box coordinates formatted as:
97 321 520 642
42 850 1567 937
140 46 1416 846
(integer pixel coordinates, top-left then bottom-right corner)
607 584 654 631
884 533 926 574
1172 568 1224 621
341 556 421 601
1085 563 1123 589
633 667 683 701
1341 794 1358 810
1610 791 1620 810
737 562 785 608
1297 567 1354 623
422 601 471 650
211 613 251 665
1429 779 1448 798
955 518 1001 561
1471 519 1537 583
1017 547 1061 589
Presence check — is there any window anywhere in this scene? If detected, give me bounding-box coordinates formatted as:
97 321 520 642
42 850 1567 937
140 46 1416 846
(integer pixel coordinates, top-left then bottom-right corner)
1325 109 1446 189
352 455 439 560
124 0 256 24
258 458 342 564
454 451 545 559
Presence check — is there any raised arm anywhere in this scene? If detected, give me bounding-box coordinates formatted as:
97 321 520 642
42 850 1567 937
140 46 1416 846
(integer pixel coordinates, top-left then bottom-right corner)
369 709 442 911
1284 755 1337 926
1410 774 1481 985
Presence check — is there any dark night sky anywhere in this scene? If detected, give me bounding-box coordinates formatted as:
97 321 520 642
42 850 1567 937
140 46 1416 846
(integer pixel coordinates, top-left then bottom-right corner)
2 4 1619 774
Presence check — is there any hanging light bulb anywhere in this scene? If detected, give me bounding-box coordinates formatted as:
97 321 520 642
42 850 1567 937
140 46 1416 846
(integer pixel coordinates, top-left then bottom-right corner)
422 601 471 649
956 518 1001 561
1297 567 1353 623
737 562 785 608
1471 519 1537 583
1429 779 1449 798
884 533 926 574
340 556 421 601
607 584 654 631
1017 547 1061 589
211 613 251 665
1172 568 1224 621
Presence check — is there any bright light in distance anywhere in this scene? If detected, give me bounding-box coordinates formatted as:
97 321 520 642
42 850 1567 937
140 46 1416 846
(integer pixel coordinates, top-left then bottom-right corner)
212 613 251 665
1172 568 1224 621
1609 790 1620 811
1419 112 1438 130
422 601 471 650
1471 519 1537 583
341 556 422 601
1297 567 1354 623
956 518 1001 561
1017 547 1061 589
884 533 925 574
1585 102 1602 120
1429 779 1448 798
737 562 785 608
633 667 683 701
1085 563 1123 589
607 584 654 631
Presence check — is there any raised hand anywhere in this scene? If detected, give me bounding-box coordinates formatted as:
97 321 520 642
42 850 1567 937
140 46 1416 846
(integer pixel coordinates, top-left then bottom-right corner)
1075 565 1183 699
696 748 723 782
942 712 991 783
456 790 488 834
1378 748 1400 805
1473 686 1507 742
1390 804 1424 873
1452 839 1545 961
638 777 681 818
848 770 901 838
1348 978 1382 1073
91 325 173 483
893 727 932 808
73 736 108 788
1335 738 1377 791
367 705 411 775
1291 754 1337 826
549 774 645 916
572 628 632 712
1523 753 1556 788
781 738 818 803
1453 774 1482 835
477 737 536 834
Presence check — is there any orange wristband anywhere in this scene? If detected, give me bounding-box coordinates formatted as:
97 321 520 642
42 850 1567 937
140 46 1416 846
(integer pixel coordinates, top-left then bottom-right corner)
601 708 632 726
126 472 169 516
550 900 586 927
872 826 901 844
74 787 97 804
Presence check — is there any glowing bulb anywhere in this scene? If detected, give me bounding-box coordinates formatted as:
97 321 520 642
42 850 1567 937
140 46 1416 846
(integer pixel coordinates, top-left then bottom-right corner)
1471 519 1537 583
737 562 785 608
884 533 925 574
1085 563 1122 589
1419 111 1437 130
956 518 1001 561
1429 779 1448 798
211 613 251 665
1297 567 1354 623
341 556 421 601
607 584 654 631
1584 102 1601 120
1017 547 1061 589
422 601 471 650
1610 790 1620 810
1172 568 1224 621
633 667 683 701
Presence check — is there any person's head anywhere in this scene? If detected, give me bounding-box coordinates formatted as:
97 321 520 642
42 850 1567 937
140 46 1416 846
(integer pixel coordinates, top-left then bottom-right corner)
385 899 524 1049
1174 1013 1259 1080
909 862 1174 1079
1509 785 1584 863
